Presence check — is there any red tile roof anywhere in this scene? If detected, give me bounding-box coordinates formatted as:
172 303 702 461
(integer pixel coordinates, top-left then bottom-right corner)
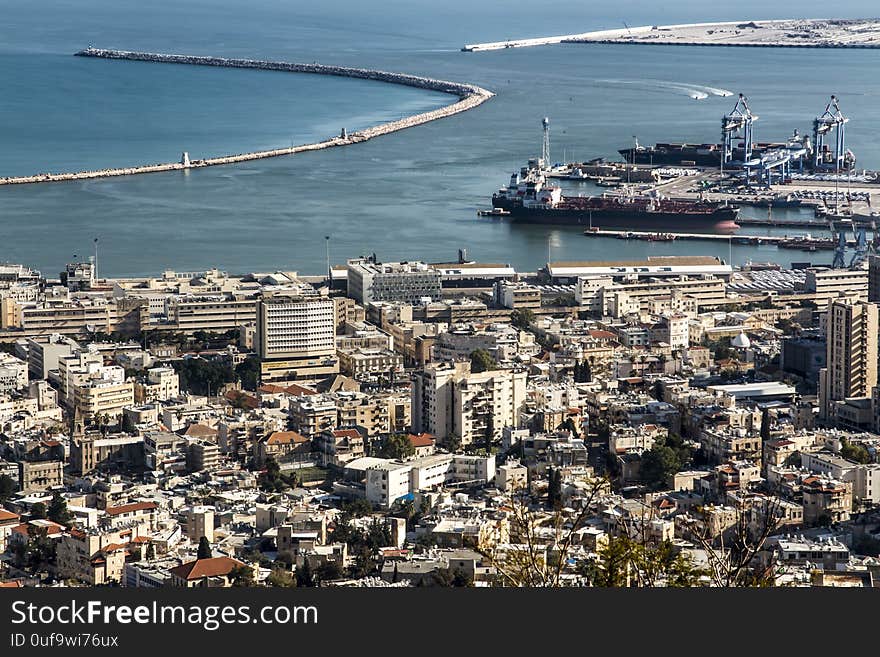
105 502 158 517
264 431 308 446
0 509 20 523
183 423 218 438
333 429 362 440
170 556 246 581
11 521 65 538
225 390 259 409
0 581 23 588
408 433 435 448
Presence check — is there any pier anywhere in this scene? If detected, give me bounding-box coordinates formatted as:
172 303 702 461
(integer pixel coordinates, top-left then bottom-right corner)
0 48 494 187
583 227 845 250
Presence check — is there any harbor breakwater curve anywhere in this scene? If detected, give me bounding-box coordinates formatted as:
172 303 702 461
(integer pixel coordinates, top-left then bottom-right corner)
0 48 494 186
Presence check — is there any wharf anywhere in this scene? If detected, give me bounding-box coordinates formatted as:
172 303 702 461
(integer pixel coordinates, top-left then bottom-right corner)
583 228 843 250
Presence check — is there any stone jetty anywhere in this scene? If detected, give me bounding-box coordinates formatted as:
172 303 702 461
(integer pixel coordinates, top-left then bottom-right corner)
0 48 494 186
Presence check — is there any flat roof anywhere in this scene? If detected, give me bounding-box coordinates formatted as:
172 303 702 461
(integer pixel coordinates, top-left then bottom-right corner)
707 382 796 399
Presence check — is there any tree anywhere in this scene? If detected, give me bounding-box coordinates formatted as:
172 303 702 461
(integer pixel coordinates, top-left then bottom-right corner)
266 568 297 587
145 542 155 561
120 412 136 433
840 438 871 465
197 536 212 560
640 444 680 491
0 474 16 503
574 359 592 383
228 564 255 587
432 567 473 587
296 558 315 587
379 433 416 460
315 560 343 582
258 457 299 492
48 492 73 527
547 468 563 510
760 408 771 442
14 526 57 575
510 308 535 330
588 535 707 588
469 349 497 374
235 355 261 391
444 433 462 453
30 502 47 520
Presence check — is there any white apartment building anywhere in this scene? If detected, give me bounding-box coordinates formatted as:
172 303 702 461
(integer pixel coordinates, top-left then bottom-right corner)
411 361 526 446
347 258 441 305
256 288 338 382
134 367 180 403
0 352 28 393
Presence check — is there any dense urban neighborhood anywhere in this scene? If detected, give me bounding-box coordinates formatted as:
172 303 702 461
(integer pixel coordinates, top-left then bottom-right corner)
0 252 878 588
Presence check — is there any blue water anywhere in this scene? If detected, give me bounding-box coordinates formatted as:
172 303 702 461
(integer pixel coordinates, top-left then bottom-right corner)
1 0 879 276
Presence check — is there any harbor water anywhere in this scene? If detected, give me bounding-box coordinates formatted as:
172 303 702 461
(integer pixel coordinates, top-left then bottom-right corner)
1 0 879 276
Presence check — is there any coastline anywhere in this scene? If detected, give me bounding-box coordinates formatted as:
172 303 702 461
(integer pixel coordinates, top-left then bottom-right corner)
463 18 880 52
0 48 494 187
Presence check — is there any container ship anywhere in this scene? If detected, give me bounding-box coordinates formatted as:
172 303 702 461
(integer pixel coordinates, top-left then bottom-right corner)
490 161 740 230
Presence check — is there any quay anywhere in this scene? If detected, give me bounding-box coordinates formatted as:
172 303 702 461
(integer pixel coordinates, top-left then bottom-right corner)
0 48 494 187
583 227 845 250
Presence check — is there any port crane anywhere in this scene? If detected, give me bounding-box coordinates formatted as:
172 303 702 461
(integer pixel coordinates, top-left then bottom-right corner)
813 95 849 172
721 94 757 171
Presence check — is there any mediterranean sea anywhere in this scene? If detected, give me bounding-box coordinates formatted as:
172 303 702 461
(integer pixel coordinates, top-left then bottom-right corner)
2 0 879 276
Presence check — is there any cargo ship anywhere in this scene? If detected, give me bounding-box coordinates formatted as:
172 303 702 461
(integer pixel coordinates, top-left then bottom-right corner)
491 161 740 230
619 131 816 168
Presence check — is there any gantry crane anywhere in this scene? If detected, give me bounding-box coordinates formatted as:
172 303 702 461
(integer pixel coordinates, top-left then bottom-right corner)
813 95 849 172
721 94 757 171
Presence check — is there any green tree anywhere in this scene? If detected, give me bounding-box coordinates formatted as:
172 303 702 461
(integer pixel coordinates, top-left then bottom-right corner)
47 492 74 527
574 359 592 383
588 536 706 587
444 433 462 453
547 468 563 510
197 536 212 559
315 560 343 582
432 567 473 587
0 474 16 503
258 457 299 492
145 542 155 561
379 433 416 460
120 412 136 433
228 564 255 587
14 526 57 575
760 408 771 442
469 349 497 374
840 438 871 464
296 558 315 587
510 308 535 330
640 444 681 491
266 568 297 587
235 355 261 391
30 502 47 520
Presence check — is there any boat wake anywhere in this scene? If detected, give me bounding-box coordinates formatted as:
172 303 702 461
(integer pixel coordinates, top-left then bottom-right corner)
595 78 731 100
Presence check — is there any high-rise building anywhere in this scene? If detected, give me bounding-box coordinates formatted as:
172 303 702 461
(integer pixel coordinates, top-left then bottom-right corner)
818 299 879 421
255 288 337 383
411 361 526 446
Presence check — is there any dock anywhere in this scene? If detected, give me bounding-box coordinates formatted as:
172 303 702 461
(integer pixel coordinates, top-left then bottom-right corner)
583 228 843 250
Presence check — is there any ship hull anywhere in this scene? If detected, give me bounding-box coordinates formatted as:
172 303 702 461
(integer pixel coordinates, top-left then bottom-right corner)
619 148 722 167
492 197 739 231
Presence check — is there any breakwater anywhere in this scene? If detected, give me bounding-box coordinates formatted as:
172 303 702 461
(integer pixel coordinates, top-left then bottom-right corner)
0 48 494 186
